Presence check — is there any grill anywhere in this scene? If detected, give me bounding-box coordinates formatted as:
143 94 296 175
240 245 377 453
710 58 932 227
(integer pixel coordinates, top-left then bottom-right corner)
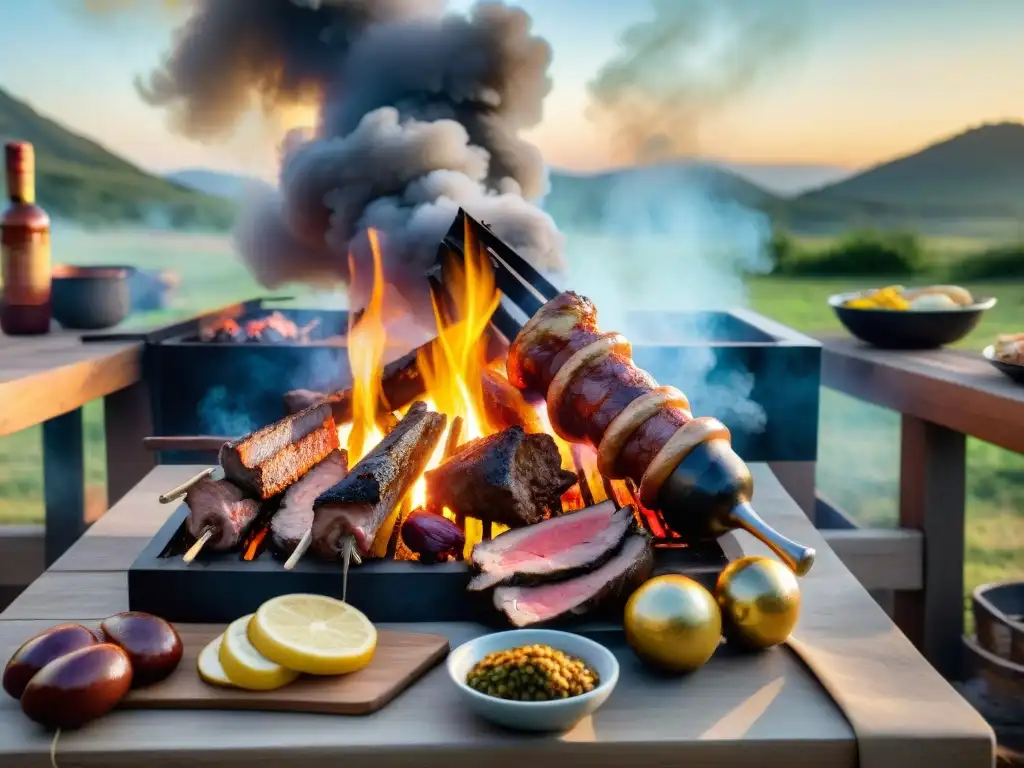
112 210 819 624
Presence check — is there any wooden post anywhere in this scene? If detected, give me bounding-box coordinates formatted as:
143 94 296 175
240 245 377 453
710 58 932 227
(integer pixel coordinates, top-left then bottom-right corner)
42 407 85 566
104 381 156 507
894 414 967 680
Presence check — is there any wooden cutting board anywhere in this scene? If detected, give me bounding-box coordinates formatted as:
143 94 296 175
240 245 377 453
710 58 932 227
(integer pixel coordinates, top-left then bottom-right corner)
122 624 449 716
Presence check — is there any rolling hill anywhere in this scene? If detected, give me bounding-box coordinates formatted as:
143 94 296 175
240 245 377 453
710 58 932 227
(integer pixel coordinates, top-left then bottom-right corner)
800 122 1024 218
0 87 235 229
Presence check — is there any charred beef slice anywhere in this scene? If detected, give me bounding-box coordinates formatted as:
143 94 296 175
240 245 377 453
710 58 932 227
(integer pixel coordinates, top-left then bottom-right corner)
424 426 577 528
271 450 349 556
493 533 653 628
468 500 636 591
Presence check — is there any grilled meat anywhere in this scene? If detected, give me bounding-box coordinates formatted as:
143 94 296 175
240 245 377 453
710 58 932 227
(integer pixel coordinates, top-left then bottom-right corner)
184 478 261 551
270 450 349 557
311 401 446 559
424 426 577 529
219 402 340 499
468 500 636 591
493 533 653 627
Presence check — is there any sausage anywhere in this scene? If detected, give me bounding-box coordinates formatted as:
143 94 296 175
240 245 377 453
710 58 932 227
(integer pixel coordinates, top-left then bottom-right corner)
507 291 730 508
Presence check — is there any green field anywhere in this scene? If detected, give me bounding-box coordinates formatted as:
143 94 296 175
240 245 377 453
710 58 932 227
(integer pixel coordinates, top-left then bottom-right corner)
0 226 1021 615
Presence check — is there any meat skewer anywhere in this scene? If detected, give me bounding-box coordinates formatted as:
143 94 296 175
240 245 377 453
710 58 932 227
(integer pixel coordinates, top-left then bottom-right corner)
506 291 815 576
310 401 446 570
181 477 261 564
158 467 217 504
274 450 349 569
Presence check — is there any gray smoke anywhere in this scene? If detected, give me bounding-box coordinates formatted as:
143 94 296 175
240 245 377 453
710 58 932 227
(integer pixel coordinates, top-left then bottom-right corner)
134 0 564 310
587 0 808 163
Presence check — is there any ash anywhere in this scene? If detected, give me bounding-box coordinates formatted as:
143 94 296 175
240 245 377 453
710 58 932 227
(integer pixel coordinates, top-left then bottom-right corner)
138 0 565 311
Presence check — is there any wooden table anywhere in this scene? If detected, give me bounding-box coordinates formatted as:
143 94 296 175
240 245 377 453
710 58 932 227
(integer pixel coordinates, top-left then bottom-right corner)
0 464 995 768
0 331 153 572
820 336 1024 680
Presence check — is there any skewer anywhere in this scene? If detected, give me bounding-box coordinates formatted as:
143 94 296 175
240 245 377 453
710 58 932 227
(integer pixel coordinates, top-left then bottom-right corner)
570 445 595 508
143 436 232 453
283 530 312 571
340 534 361 604
602 476 620 509
183 527 214 564
159 468 216 504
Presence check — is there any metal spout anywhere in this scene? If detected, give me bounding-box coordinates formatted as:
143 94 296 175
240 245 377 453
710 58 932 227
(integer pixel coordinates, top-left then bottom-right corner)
729 501 815 576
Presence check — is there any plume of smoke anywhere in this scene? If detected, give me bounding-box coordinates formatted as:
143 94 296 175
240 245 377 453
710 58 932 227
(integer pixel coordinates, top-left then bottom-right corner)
570 0 809 434
126 0 563 310
587 0 808 164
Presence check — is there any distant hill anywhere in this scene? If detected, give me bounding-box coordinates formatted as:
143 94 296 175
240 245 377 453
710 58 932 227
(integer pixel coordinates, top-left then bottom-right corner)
800 122 1024 218
722 163 851 196
0 87 235 229
165 169 271 201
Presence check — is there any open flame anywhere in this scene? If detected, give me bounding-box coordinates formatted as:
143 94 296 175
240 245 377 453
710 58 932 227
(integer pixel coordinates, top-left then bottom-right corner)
337 222 655 560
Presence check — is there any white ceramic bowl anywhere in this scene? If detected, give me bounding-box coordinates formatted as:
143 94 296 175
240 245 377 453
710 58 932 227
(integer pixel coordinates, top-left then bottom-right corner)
447 629 619 732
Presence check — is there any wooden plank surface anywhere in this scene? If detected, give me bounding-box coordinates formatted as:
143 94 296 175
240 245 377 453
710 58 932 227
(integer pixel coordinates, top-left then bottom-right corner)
820 335 1024 454
0 463 993 768
0 332 142 435
125 626 449 716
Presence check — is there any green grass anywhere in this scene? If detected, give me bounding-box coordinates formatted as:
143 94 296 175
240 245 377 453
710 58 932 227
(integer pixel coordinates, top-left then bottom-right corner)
0 228 1020 619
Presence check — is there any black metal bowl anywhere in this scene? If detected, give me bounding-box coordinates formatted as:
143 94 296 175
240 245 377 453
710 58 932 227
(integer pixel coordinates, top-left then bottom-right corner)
51 265 134 330
828 291 996 350
983 345 1024 384
973 581 1024 665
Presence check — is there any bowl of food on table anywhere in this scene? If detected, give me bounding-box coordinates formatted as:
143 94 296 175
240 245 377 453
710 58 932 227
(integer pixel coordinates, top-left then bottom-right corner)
983 333 1024 383
828 284 995 350
447 629 619 732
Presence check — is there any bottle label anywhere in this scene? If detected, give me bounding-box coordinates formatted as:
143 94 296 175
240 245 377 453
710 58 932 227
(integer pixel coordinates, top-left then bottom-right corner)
1 227 51 305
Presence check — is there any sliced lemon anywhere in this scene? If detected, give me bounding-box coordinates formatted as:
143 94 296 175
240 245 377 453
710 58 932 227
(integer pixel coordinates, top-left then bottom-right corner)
219 614 299 691
197 634 236 688
249 594 377 676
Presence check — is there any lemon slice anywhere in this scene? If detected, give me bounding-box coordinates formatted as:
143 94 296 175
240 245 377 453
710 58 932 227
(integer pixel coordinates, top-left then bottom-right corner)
219 614 299 691
249 594 377 676
197 634 236 688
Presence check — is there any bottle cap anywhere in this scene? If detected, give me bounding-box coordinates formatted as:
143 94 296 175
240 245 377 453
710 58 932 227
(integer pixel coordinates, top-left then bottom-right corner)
5 142 34 173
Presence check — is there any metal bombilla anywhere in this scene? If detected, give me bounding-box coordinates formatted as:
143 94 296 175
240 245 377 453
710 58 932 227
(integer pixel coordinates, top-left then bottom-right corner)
656 439 815 576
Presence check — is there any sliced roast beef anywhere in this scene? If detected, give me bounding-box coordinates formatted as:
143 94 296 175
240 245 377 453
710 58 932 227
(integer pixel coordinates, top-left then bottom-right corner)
270 449 349 557
468 500 636 591
493 533 653 628
184 478 261 551
424 426 577 528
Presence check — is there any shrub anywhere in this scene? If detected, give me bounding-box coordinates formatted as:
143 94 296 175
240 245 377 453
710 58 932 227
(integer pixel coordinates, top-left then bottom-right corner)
779 229 926 276
949 244 1024 281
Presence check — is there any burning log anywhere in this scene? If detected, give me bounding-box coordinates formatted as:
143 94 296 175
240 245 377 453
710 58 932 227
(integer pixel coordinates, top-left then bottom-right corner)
480 368 543 433
282 347 425 425
311 401 447 561
219 402 339 500
424 426 577 530
271 450 349 559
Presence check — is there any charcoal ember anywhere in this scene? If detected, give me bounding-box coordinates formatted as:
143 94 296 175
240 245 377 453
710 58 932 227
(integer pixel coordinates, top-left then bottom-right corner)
400 509 465 564
424 426 578 529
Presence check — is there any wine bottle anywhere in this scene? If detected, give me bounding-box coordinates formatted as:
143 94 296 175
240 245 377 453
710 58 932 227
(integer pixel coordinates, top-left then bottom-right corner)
1 141 51 335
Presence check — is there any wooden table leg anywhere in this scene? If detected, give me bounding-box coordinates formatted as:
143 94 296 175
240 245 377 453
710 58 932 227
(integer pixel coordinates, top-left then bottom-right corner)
42 407 85 566
105 381 155 507
894 413 967 680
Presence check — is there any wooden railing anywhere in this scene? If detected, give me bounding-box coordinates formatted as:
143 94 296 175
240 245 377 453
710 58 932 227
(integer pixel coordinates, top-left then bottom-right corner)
819 335 1024 681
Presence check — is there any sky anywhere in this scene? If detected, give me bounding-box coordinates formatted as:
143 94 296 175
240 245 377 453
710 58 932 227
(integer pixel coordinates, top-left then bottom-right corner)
0 0 1022 181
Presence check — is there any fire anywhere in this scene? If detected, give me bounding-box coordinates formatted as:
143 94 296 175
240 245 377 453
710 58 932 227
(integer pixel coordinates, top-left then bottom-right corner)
337 220 662 562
